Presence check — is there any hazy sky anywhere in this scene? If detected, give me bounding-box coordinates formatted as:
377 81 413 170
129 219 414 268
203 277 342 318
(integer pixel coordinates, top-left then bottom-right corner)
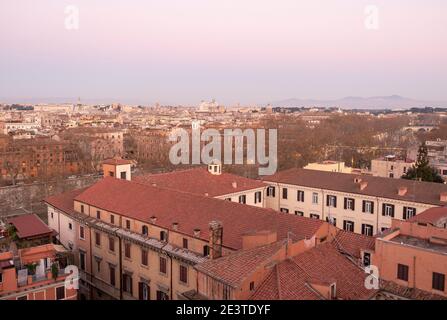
1 0 446 105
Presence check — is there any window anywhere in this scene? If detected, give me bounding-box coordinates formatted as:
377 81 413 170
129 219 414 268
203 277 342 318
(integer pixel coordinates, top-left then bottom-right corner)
403 207 416 220
382 204 395 217
120 172 127 180
179 265 188 284
397 264 409 281
330 284 336 299
79 226 85 240
389 173 394 178
156 291 169 300
297 190 305 202
0 272 2 283
159 256 167 274
96 210 101 219
96 259 101 272
282 188 288 199
225 198 231 201
310 214 320 219
68 222 73 230
203 245 210 257
79 251 86 271
160 231 167 242
280 208 289 213
109 171 114 177
312 193 318 204
142 225 149 236
139 282 150 300
326 195 337 208
126 220 131 229
110 215 115 224
361 224 374 236
254 191 262 204
344 198 355 211
125 243 131 259
295 211 304 216
80 205 84 214
326 216 336 226
16 295 28 300
363 252 371 267
183 238 188 249
362 200 374 214
109 266 116 286
250 281 255 291
432 272 445 291
239 195 246 204
141 249 148 266
123 274 133 294
56 286 65 300
95 232 101 246
51 212 54 219
343 220 355 232
267 186 275 197
109 237 115 252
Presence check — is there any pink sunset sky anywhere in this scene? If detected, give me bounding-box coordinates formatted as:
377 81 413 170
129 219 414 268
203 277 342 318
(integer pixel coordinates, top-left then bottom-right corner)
0 0 446 105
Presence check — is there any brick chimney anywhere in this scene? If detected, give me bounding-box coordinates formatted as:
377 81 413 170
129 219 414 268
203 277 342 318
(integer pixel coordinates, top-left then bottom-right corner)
440 192 447 202
208 221 223 259
172 222 179 231
398 186 408 196
232 182 238 189
150 216 157 224
360 181 368 190
193 228 201 237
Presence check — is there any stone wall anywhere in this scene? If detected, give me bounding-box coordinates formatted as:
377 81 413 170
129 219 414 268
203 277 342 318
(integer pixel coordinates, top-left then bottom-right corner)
0 174 101 217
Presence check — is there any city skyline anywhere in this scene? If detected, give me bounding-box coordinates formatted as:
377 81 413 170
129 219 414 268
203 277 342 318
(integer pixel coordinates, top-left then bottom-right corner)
1 0 446 105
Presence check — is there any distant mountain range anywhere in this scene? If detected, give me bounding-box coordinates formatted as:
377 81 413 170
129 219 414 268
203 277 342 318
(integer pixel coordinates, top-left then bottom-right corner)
269 95 447 109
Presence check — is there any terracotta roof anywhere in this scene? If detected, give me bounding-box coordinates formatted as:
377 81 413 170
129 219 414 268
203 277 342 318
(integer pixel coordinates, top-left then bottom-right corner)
334 230 376 259
195 241 285 287
379 280 447 300
45 188 87 216
408 207 447 225
47 177 325 250
251 243 378 300
134 167 265 197
7 214 53 239
264 168 447 206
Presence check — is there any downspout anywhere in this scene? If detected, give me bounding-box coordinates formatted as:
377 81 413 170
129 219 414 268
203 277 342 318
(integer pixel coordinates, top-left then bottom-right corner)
170 254 173 300
118 236 123 300
376 197 380 233
88 223 93 300
413 255 416 289
321 189 325 222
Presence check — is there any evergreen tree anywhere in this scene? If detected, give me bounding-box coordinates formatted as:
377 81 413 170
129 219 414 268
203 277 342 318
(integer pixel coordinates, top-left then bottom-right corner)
402 143 444 183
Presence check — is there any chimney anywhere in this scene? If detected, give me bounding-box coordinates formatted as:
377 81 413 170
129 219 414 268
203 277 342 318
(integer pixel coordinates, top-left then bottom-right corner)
172 222 179 231
150 216 157 224
232 181 238 189
152 183 157 187
208 221 223 259
398 186 408 196
193 228 201 237
360 181 368 190
440 192 447 202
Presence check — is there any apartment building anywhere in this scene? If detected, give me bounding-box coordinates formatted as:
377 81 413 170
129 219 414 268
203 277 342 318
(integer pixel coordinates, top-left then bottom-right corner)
134 163 266 207
0 214 76 300
304 161 353 173
44 162 331 300
426 139 447 179
371 155 415 179
372 208 447 299
263 169 447 236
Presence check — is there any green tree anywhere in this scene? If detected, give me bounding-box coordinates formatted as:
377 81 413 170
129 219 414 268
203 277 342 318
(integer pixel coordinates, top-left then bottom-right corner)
402 143 444 183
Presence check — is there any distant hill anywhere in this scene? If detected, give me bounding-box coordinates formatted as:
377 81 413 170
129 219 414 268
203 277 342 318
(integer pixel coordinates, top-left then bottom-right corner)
269 95 447 109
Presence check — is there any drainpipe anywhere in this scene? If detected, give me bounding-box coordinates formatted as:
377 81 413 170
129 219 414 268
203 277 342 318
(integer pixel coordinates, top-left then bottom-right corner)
321 189 325 222
88 223 93 300
118 236 123 300
170 254 173 300
413 255 416 289
376 197 380 233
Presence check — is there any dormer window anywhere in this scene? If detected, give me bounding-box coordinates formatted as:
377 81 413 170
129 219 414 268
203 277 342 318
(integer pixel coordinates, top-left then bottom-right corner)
160 231 167 242
142 225 148 236
330 283 337 299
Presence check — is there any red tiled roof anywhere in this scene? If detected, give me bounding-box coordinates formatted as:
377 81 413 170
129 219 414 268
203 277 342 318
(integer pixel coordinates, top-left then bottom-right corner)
47 177 325 250
134 167 265 197
408 207 447 225
7 214 53 239
45 188 87 216
264 168 447 206
195 241 285 287
334 230 376 259
251 243 377 300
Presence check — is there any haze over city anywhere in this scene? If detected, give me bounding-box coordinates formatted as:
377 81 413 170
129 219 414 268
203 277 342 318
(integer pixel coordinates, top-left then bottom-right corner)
1 0 446 105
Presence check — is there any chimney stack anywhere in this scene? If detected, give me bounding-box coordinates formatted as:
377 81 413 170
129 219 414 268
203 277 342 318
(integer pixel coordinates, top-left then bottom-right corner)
150 216 157 224
360 181 368 190
208 221 223 259
398 186 408 196
232 182 238 189
172 222 179 231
